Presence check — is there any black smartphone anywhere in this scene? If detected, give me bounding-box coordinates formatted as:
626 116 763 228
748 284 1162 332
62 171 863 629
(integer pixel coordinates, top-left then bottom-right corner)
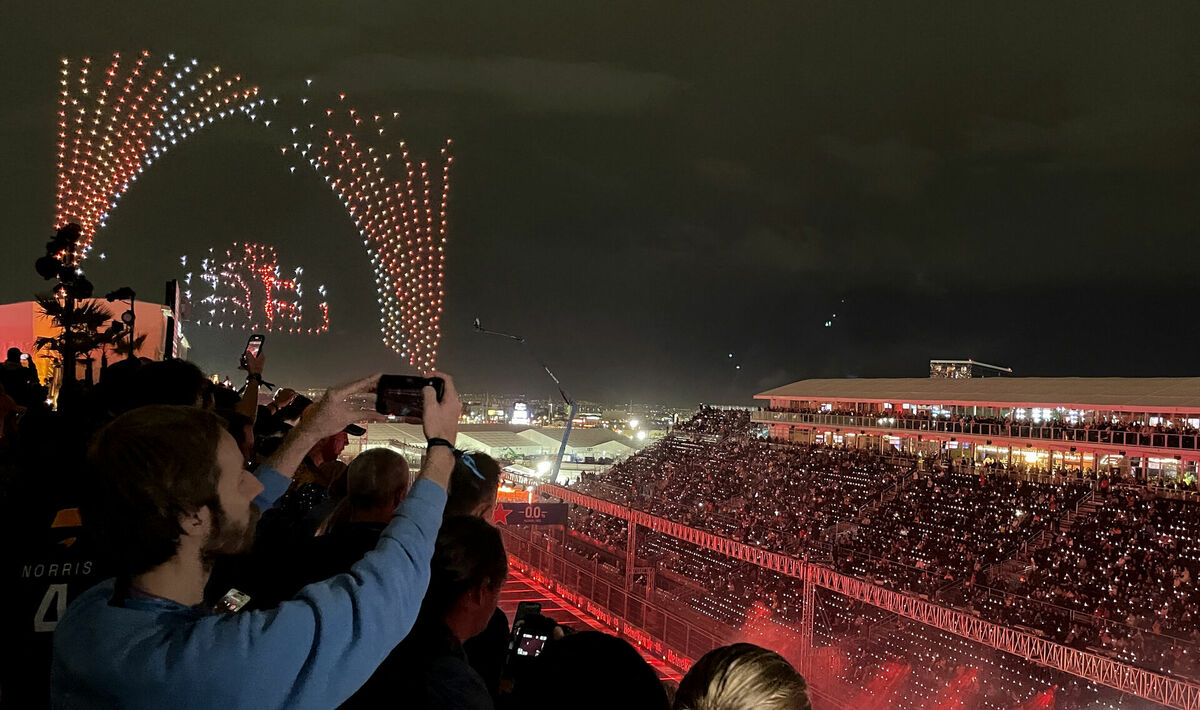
375 375 445 418
509 602 550 659
241 334 265 367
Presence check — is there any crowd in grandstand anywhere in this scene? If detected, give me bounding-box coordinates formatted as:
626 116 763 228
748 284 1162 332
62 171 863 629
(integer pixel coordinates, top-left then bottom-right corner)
571 406 1200 684
0 355 810 709
832 469 1090 598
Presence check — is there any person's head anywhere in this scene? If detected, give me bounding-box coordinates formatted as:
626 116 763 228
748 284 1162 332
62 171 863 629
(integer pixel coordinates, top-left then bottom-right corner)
129 359 212 409
517 631 670 710
6 347 20 363
83 405 264 578
423 515 508 641
444 451 501 519
673 644 810 710
346 447 411 518
210 385 241 411
310 430 349 464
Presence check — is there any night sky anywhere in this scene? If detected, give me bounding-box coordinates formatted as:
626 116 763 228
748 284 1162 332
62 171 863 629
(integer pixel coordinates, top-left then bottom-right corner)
2 3 1199 406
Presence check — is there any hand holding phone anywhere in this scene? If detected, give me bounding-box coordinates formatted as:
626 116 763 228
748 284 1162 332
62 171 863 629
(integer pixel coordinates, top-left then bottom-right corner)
240 334 265 372
375 375 446 419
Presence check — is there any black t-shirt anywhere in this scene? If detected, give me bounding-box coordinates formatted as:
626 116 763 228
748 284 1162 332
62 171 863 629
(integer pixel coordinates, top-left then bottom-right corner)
350 617 493 710
0 500 104 708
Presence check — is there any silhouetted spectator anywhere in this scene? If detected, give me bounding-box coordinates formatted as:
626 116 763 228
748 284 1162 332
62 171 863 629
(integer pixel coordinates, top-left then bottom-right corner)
361 515 508 709
1 348 39 408
514 631 670 710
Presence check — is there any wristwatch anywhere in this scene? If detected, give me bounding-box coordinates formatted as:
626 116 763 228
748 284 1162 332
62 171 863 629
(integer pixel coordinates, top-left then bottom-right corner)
426 437 455 452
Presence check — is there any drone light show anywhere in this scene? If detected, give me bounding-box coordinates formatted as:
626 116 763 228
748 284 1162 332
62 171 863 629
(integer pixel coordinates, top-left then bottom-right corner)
53 50 451 369
183 242 330 334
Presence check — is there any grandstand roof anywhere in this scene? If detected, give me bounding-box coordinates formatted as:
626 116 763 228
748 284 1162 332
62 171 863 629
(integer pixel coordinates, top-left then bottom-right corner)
755 377 1200 411
364 423 637 453
457 431 543 449
544 427 636 449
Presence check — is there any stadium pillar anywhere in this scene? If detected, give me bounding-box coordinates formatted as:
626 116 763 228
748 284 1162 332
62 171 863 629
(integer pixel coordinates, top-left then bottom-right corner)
626 522 638 591
799 561 815 681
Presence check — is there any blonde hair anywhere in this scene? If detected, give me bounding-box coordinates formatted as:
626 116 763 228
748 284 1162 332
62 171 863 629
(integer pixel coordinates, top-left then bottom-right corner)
673 644 811 710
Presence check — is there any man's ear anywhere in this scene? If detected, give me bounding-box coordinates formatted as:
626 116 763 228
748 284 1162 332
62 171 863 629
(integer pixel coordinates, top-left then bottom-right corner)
179 505 212 540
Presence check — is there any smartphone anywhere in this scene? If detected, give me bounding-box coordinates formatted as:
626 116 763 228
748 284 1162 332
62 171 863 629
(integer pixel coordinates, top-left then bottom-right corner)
509 602 550 658
513 601 541 624
20 353 30 362
241 334 265 367
375 375 445 418
214 588 251 614
514 631 549 657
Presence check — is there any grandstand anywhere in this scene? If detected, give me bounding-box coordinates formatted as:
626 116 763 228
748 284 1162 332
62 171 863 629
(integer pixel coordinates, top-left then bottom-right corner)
499 394 1200 709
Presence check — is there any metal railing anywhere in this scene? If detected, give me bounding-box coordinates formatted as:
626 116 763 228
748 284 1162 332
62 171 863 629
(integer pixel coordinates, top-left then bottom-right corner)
500 525 727 668
514 476 1200 709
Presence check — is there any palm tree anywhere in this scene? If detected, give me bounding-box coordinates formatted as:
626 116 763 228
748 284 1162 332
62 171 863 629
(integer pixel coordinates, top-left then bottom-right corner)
111 332 149 358
34 295 144 385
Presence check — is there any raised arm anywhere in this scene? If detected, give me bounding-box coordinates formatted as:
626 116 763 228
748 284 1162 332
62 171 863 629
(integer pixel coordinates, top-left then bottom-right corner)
264 374 380 480
177 373 463 708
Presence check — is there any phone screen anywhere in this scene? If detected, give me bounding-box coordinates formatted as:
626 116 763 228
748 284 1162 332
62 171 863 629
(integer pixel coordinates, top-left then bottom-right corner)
241 335 265 368
244 335 264 358
515 633 547 657
375 375 445 418
20 354 29 362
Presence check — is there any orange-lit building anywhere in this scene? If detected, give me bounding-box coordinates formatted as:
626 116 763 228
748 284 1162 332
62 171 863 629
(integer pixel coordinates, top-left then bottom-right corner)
754 377 1200 481
0 299 179 386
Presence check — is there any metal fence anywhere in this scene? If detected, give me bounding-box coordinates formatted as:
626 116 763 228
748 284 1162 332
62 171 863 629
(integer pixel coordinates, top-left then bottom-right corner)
500 525 728 666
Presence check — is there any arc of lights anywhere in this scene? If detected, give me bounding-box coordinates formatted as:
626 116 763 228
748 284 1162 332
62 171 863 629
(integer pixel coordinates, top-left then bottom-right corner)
54 51 451 370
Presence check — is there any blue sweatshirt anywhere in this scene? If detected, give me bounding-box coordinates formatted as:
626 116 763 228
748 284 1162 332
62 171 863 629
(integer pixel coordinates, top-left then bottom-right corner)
50 467 447 710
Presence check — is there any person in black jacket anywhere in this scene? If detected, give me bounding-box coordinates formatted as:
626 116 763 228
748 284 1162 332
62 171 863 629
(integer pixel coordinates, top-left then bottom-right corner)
355 514 507 709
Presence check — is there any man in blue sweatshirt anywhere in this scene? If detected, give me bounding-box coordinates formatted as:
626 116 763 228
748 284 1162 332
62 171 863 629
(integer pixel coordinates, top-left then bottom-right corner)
50 373 462 709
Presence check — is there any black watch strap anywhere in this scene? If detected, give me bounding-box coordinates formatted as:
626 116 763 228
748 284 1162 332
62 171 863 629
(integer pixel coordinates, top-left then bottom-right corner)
426 437 456 452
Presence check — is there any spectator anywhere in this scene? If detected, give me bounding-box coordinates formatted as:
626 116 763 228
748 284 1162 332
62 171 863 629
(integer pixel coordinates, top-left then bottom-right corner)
514 631 670 710
50 373 462 708
256 423 353 545
673 643 811 710
127 358 212 410
373 515 508 710
0 381 25 444
445 451 510 700
0 348 39 408
445 449 502 518
321 446 412 533
240 446 414 608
